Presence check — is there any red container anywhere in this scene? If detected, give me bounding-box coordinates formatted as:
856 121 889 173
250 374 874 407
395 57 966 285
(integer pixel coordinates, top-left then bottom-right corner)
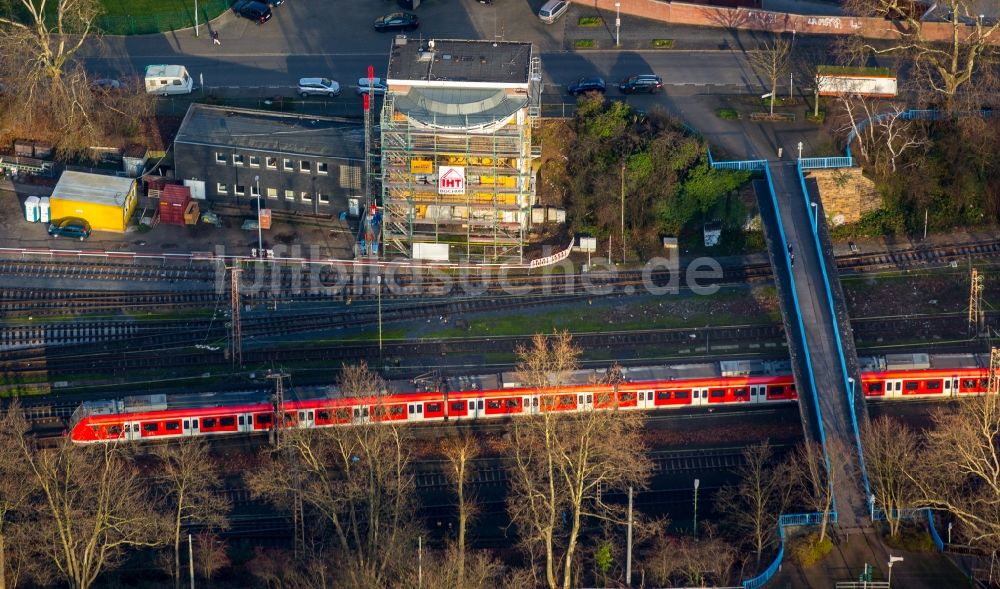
159 184 191 226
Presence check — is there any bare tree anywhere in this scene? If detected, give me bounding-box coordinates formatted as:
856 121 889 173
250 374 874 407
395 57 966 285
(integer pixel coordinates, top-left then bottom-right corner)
862 417 920 537
790 440 837 543
836 95 927 176
191 532 229 583
249 363 418 588
152 438 231 589
841 0 1000 110
747 36 792 116
441 430 481 588
0 404 36 589
909 393 1000 548
715 442 794 567
507 332 653 589
11 435 165 589
643 528 737 587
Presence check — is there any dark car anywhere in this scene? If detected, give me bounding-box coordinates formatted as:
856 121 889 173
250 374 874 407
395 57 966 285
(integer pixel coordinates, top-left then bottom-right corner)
232 0 272 24
48 217 92 241
567 76 606 96
374 12 419 32
619 74 663 94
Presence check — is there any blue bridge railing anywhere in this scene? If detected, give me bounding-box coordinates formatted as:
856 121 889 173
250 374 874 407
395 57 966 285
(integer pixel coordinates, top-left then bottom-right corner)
871 506 946 552
707 148 768 171
742 511 839 589
800 156 853 170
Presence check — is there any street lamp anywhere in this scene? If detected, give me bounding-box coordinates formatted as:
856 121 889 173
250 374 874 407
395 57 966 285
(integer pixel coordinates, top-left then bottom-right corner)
615 2 621 47
692 478 700 537
620 160 626 264
254 175 262 258
848 377 855 405
810 201 818 228
377 275 383 354
887 555 903 587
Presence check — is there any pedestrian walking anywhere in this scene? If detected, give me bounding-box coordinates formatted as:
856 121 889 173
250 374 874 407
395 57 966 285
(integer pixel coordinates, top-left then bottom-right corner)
790 253 795 268
212 30 221 45
787 243 793 254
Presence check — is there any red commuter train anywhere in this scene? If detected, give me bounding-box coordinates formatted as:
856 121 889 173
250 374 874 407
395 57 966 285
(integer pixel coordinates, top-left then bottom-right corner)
69 352 990 444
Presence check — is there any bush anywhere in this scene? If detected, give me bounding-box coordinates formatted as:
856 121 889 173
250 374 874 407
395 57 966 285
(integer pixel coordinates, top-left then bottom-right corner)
790 533 833 568
716 108 739 120
884 524 936 552
578 16 602 26
651 39 673 48
574 39 595 48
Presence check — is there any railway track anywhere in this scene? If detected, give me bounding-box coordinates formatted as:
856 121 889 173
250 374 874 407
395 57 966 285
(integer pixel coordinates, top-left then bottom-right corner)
0 311 987 382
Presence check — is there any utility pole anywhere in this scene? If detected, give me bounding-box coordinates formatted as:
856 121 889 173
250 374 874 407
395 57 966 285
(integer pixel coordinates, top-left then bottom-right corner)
188 533 195 589
989 347 1000 396
969 267 984 337
228 267 242 368
377 274 383 355
418 536 423 589
626 486 633 586
620 160 626 264
268 371 304 557
692 478 700 537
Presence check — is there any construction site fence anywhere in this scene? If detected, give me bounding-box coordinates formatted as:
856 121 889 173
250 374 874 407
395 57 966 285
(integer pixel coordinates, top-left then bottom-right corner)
741 511 838 589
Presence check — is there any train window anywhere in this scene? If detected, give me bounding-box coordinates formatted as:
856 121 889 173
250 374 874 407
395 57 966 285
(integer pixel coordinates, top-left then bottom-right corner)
191 420 199 429
184 420 190 429
675 391 690 399
202 418 216 428
963 379 978 389
710 389 726 398
389 406 405 416
220 417 235 427
107 425 121 435
238 416 245 426
905 381 919 391
318 410 331 421
124 424 131 432
416 406 422 414
298 412 305 421
597 393 612 404
408 405 415 414
256 414 272 425
363 408 370 417
926 380 941 390
506 399 520 408
532 398 539 407
354 408 361 418
578 395 584 404
451 402 465 412
734 388 748 397
559 395 575 406
283 413 295 424
143 423 158 432
656 391 671 401
478 400 484 410
336 409 351 420
372 407 386 417
982 379 990 388
307 411 314 420
867 383 883 393
770 386 784 395
165 422 180 431
620 392 636 402
427 403 441 413
586 394 592 403
488 400 501 409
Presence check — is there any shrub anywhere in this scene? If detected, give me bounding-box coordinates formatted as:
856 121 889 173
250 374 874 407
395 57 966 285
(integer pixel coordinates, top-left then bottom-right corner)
651 39 673 48
717 108 739 120
578 16 602 26
790 533 833 568
574 39 595 48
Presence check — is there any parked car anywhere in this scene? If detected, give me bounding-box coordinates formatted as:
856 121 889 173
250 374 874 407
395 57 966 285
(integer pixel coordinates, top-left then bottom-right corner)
232 0 272 24
48 217 92 241
619 74 663 94
538 0 569 23
267 0 283 5
356 77 388 96
373 12 419 32
567 76 606 96
91 78 124 90
298 77 341 97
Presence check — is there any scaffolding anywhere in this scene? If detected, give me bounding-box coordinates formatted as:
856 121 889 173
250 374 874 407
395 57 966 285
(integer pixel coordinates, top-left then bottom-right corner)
379 82 540 263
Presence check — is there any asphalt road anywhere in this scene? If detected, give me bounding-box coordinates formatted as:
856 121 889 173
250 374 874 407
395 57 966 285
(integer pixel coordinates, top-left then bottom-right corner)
77 0 776 94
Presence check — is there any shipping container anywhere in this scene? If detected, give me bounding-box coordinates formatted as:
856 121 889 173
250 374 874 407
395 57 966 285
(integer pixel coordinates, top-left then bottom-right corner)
159 184 191 226
50 171 138 233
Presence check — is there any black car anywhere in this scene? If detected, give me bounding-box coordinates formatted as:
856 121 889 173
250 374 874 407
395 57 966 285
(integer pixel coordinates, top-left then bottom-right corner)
619 74 663 94
47 217 92 241
374 12 419 32
567 76 606 96
232 0 272 24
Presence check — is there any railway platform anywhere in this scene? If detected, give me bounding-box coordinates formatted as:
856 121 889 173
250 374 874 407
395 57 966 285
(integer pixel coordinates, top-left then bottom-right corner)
757 161 870 530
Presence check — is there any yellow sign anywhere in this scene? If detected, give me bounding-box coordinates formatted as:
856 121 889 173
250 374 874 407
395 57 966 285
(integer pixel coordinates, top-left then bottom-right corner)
410 159 433 174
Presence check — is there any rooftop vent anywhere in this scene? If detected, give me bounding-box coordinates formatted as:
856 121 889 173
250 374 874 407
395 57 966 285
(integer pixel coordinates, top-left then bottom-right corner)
394 34 408 46
417 50 434 62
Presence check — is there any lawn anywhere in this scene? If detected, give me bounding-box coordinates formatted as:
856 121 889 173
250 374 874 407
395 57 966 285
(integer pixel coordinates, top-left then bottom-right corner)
96 0 230 35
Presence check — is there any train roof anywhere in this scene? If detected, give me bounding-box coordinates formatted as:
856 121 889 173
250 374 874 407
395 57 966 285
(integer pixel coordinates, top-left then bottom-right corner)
77 391 268 417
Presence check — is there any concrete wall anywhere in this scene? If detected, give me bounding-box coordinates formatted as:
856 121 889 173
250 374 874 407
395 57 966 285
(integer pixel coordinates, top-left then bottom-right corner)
809 168 880 226
577 0 998 44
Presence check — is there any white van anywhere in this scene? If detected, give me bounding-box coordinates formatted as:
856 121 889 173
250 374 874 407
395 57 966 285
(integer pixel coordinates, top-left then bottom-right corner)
144 65 194 95
538 0 569 23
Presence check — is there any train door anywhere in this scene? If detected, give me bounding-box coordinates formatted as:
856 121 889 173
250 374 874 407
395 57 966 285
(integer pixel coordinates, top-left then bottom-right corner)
474 399 484 419
578 392 593 411
353 405 370 424
298 410 315 428
944 377 958 398
524 396 538 415
693 388 708 407
125 421 141 441
884 379 902 399
749 385 763 405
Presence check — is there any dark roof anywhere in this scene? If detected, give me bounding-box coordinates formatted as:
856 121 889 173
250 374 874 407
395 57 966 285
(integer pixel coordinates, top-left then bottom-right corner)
174 104 365 160
388 39 531 85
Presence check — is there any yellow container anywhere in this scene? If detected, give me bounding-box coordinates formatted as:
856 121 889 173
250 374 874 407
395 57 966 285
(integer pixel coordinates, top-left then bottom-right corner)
50 171 137 233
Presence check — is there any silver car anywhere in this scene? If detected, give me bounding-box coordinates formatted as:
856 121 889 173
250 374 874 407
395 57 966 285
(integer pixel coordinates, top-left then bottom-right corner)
356 77 387 96
297 77 341 97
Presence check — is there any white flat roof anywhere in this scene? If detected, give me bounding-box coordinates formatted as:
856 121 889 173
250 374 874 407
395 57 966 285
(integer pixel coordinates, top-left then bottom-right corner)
53 171 135 207
145 64 187 78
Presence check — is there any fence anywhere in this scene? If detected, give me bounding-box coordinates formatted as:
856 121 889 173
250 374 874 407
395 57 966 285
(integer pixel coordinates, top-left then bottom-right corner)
870 507 945 552
95 0 230 35
741 512 838 589
706 149 767 171
799 156 853 170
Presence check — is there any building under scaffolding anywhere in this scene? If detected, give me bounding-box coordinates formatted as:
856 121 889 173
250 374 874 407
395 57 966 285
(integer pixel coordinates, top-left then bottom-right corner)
380 38 541 263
